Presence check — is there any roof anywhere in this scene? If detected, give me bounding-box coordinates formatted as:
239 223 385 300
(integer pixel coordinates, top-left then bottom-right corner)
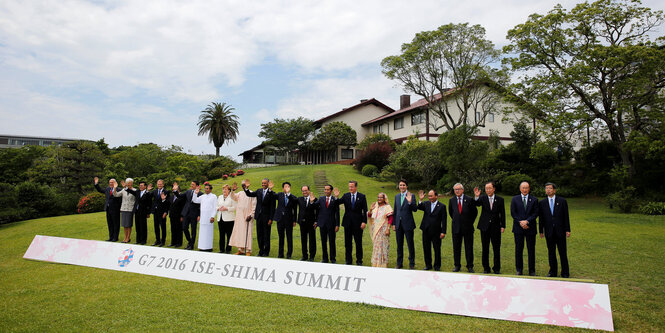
238 143 266 156
361 91 449 126
314 98 394 125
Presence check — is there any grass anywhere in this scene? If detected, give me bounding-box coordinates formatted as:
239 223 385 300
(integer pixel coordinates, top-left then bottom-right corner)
1 164 664 332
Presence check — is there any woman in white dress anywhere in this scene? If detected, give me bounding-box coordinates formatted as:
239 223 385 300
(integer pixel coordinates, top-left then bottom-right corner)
192 183 218 252
216 184 237 253
229 180 257 255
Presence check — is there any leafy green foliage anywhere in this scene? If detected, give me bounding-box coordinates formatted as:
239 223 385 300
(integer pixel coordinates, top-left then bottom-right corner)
355 142 394 172
357 133 396 150
197 102 239 156
259 117 315 154
310 121 357 151
384 137 443 188
76 192 105 214
501 173 536 196
639 202 665 215
361 164 379 177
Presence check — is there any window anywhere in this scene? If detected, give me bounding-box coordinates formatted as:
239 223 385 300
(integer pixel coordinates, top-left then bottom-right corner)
475 112 481 123
411 112 424 125
373 124 384 134
394 117 404 130
341 149 354 159
488 113 495 123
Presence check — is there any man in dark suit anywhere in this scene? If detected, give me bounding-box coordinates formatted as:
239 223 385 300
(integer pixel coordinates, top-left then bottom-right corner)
333 180 368 266
153 190 170 239
168 182 186 248
539 182 571 278
510 181 539 276
150 179 170 247
417 190 446 271
175 181 203 250
298 185 318 261
94 177 122 242
273 182 298 259
134 181 153 245
448 183 478 273
393 179 418 269
244 178 276 257
312 184 339 263
473 181 506 274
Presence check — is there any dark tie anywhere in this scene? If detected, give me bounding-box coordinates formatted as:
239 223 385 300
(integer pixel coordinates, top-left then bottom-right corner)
523 196 527 210
352 194 356 208
285 195 288 206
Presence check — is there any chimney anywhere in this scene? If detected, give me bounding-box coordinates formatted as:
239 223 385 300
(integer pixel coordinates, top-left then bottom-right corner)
400 94 410 109
360 99 368 103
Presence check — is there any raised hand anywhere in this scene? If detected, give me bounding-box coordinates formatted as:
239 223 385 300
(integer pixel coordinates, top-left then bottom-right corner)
171 183 178 192
268 181 274 190
418 190 425 200
232 182 238 191
370 202 377 211
333 188 340 197
120 180 126 188
309 192 316 201
474 187 481 197
405 191 412 203
194 185 201 194
147 183 154 191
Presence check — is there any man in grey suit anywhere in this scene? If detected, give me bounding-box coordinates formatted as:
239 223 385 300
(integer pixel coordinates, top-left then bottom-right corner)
393 179 418 269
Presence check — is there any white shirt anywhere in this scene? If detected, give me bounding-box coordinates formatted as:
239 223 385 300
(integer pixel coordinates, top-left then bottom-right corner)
193 192 218 222
216 194 236 222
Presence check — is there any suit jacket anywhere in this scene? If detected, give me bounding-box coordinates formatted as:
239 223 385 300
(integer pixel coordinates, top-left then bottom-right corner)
179 189 202 218
510 194 539 236
418 200 447 236
273 192 298 224
169 190 186 218
135 189 153 217
298 196 318 226
154 196 171 216
393 192 418 231
244 187 275 221
448 194 478 235
150 188 171 214
474 195 506 232
334 192 368 228
314 196 340 229
94 183 122 212
538 196 570 237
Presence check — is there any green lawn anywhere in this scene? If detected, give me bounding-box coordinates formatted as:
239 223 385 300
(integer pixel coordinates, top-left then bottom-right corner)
1 164 664 332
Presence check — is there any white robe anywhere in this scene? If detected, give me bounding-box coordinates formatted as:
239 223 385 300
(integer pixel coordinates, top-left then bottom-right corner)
192 192 218 250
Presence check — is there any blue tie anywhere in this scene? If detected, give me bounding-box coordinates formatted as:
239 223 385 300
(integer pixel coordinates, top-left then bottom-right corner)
285 195 288 206
431 202 435 213
351 194 355 208
550 198 554 215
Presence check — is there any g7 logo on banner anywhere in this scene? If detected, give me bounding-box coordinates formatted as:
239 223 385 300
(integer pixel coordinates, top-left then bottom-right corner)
118 248 134 267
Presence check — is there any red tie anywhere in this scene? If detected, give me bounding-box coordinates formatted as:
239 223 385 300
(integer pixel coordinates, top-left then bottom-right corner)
458 197 462 213
326 197 330 208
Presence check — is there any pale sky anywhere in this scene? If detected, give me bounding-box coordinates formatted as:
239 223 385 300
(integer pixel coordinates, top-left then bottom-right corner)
1 0 663 160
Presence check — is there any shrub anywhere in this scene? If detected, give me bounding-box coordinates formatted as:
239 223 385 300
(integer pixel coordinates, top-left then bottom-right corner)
606 186 637 213
222 174 228 180
207 167 226 180
355 142 394 172
77 192 106 214
236 169 245 175
357 133 397 150
501 173 536 196
13 182 57 220
361 164 379 177
638 202 665 215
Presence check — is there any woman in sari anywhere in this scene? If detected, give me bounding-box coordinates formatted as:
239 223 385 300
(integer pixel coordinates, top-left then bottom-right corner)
228 180 257 256
367 192 393 267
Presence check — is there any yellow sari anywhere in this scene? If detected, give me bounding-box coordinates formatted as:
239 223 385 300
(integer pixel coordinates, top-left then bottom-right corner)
368 203 393 268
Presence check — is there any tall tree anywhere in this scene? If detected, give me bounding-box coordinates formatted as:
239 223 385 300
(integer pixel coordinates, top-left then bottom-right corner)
381 23 505 133
259 117 315 159
504 0 665 176
310 121 357 161
197 102 240 156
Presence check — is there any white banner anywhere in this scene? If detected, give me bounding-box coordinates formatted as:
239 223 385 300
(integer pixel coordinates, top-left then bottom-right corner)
24 235 613 331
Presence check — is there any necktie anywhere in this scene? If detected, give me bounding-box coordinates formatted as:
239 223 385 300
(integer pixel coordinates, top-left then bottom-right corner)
285 194 288 206
158 189 161 197
352 194 356 208
523 196 527 210
550 198 554 215
326 197 330 208
401 193 405 205
458 197 462 213
306 198 309 208
489 197 493 210
431 202 435 213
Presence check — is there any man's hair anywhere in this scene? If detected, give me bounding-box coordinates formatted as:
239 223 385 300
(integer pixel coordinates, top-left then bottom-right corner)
282 182 291 188
453 183 464 190
544 182 557 189
139 181 147 186
349 180 358 187
398 179 408 186
192 180 200 186
262 178 270 182
485 181 496 189
205 184 213 190
429 189 438 196
324 184 333 191
301 185 310 191
519 181 530 187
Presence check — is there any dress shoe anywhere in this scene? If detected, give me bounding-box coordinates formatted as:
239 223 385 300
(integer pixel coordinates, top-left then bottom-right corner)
278 255 284 259
493 270 501 274
167 244 175 247
561 274 570 278
300 257 308 261
424 267 432 271
321 259 329 263
159 243 165 247
152 241 160 246
529 271 536 276
105 239 112 242
453 266 461 272
185 245 193 250
409 265 415 269
286 255 291 259
357 262 364 266
483 269 491 274
434 267 440 271
516 270 523 275
395 264 403 269
135 241 141 244
111 239 118 242
468 268 475 273
330 260 336 264
308 258 314 262
547 272 556 277
174 244 182 248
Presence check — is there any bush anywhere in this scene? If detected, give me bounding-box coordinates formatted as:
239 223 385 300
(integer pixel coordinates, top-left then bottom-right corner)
355 142 394 172
606 186 637 213
77 192 106 214
236 169 245 176
361 164 379 177
207 167 227 181
501 173 536 196
638 202 665 215
357 133 397 150
13 182 57 220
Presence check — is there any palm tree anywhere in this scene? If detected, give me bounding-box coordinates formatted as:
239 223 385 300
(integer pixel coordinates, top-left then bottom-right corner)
197 102 240 156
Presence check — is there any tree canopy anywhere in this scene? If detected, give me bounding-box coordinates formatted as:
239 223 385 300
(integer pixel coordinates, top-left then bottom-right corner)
198 102 240 156
310 121 357 151
259 117 315 153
